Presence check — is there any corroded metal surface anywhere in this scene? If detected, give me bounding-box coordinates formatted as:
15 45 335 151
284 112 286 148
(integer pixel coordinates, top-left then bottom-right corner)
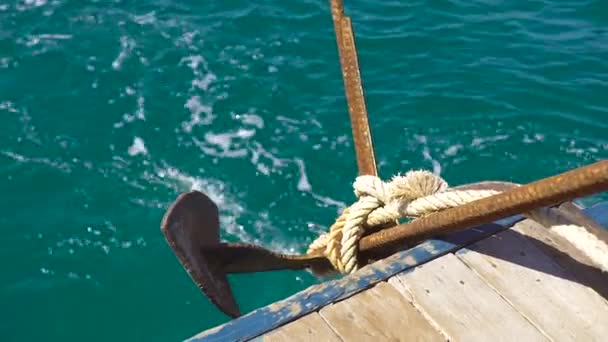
161 191 240 318
330 0 377 176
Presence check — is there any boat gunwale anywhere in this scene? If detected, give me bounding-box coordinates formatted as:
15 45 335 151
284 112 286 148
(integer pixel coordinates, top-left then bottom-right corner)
188 215 528 341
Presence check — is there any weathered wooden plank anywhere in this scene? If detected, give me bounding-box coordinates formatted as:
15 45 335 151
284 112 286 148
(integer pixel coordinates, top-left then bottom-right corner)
262 312 342 342
188 219 521 342
456 227 608 341
510 217 608 299
389 253 549 341
318 281 445 341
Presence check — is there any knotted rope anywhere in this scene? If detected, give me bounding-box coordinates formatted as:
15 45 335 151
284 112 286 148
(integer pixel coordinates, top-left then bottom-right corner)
307 170 500 274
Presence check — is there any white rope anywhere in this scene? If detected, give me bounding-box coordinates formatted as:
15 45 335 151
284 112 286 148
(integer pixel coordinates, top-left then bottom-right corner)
405 189 500 217
525 206 608 272
308 170 501 274
550 224 608 272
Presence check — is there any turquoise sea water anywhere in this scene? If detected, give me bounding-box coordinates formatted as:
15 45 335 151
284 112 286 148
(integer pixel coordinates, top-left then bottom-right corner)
1 0 607 340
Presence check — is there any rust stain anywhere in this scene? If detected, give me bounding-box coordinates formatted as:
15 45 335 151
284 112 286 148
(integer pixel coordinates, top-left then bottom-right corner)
330 0 377 177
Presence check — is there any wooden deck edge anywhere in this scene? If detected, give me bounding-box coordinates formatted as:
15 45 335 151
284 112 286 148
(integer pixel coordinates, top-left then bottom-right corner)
186 214 525 342
187 202 608 342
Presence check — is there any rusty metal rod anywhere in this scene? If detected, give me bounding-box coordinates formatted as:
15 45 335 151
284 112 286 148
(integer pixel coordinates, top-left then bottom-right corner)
330 0 378 176
359 160 608 251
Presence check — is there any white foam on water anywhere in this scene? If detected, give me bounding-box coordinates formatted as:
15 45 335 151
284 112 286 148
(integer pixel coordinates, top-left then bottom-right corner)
249 212 304 254
252 146 346 212
135 95 145 120
522 133 545 144
2 151 72 173
205 129 255 150
113 89 146 128
0 101 18 113
112 36 135 70
178 53 218 129
194 137 249 159
17 0 47 9
415 134 442 175
180 31 198 47
36 33 71 40
24 0 47 6
192 72 217 91
192 128 256 160
234 113 264 129
181 96 215 132
249 142 287 175
153 164 256 244
127 137 148 156
443 143 464 157
0 57 9 68
470 134 509 148
205 132 235 151
293 158 311 192
308 191 347 215
133 11 156 25
194 128 347 219
155 166 203 192
180 55 206 70
21 34 72 47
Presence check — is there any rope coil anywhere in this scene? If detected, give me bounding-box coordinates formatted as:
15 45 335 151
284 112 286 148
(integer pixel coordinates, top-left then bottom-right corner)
307 170 501 274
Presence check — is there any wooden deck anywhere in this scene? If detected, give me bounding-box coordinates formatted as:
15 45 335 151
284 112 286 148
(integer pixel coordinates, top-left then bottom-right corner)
189 202 608 342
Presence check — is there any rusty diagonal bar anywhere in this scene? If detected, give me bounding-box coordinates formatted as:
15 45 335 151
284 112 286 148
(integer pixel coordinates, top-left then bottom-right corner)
331 0 378 176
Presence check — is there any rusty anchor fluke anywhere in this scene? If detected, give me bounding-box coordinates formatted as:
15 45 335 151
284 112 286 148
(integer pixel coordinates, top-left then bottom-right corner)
161 160 608 319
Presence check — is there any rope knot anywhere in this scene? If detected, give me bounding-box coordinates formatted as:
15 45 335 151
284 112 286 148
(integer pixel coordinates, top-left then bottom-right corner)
388 170 448 201
353 175 390 203
307 169 498 277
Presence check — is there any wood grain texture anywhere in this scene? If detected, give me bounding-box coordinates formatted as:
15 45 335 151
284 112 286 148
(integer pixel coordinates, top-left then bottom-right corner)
457 227 608 341
319 281 445 341
389 253 549 342
189 220 522 342
191 206 608 342
263 313 342 342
